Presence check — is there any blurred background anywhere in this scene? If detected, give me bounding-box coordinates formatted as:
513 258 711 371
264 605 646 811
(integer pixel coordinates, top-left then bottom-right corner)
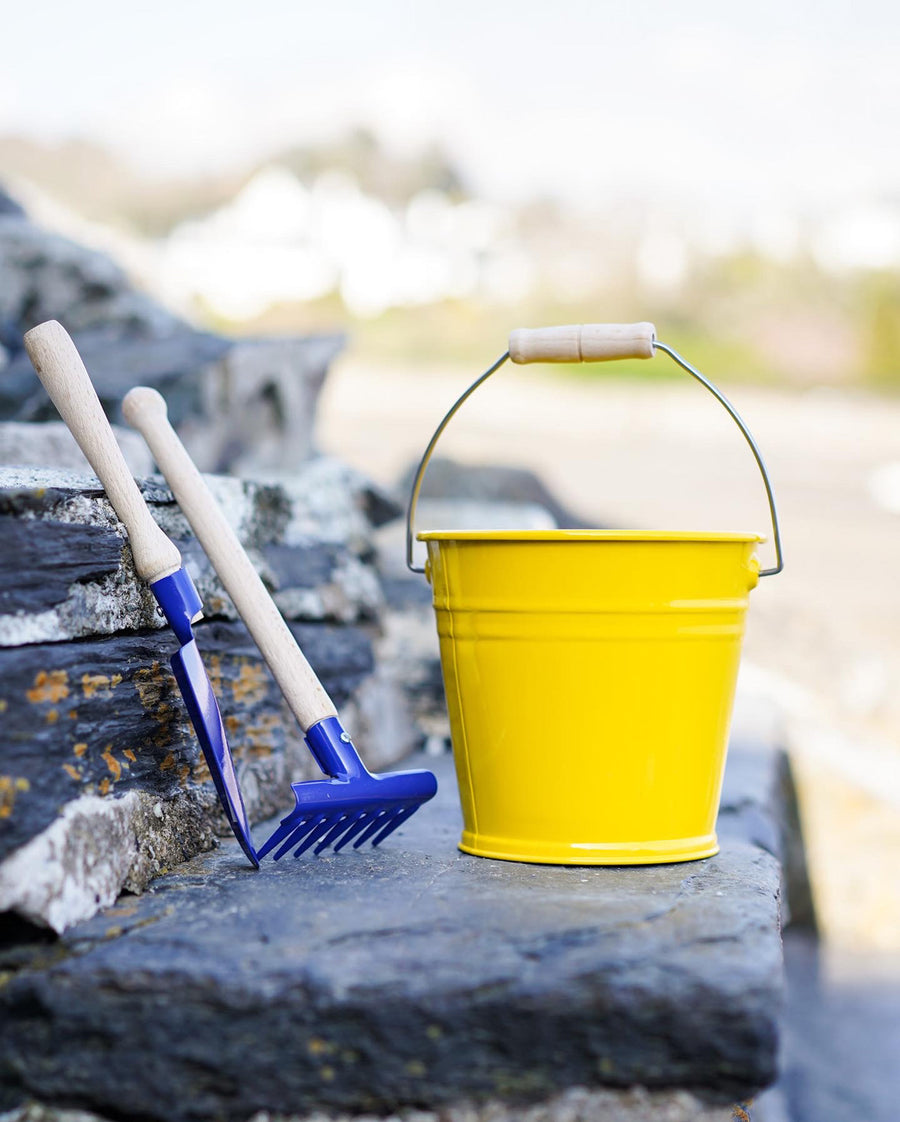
1 0 898 1110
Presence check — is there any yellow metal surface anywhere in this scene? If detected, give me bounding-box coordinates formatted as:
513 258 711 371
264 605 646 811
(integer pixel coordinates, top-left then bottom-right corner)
420 530 762 865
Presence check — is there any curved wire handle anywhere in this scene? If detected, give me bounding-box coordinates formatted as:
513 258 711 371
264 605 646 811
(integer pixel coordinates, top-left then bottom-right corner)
406 341 783 577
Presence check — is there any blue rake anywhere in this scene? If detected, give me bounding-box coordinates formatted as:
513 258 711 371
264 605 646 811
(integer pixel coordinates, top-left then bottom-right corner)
256 716 437 859
123 386 438 861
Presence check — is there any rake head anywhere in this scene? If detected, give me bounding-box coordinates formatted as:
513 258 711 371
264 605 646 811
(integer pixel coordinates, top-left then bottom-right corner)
257 717 438 860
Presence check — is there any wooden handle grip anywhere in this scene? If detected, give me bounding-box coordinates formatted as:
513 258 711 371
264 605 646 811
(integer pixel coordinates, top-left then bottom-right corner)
123 386 337 731
23 321 181 584
508 323 656 364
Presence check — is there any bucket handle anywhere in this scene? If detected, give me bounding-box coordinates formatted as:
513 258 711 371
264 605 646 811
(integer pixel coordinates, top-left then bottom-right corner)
406 323 783 577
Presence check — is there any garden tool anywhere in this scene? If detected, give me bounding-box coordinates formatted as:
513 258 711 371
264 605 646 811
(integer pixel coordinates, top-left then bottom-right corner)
122 386 437 859
23 321 258 868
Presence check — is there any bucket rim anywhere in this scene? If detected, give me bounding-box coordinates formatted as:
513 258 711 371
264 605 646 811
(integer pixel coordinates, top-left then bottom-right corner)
416 529 765 544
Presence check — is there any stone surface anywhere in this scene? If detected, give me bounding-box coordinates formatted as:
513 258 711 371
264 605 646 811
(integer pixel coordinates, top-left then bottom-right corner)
0 1087 742 1122
0 215 181 345
0 185 26 218
0 420 153 476
396 456 599 529
0 462 392 647
757 930 900 1122
0 463 414 931
0 735 786 1120
192 335 345 475
0 207 342 472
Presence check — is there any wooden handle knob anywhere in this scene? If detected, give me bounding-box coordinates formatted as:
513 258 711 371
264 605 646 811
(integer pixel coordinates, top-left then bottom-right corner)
123 386 337 731
508 323 656 364
24 321 181 584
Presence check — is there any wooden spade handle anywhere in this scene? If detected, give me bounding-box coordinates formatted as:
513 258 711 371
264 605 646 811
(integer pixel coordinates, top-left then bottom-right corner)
508 323 656 364
23 320 182 584
123 386 337 731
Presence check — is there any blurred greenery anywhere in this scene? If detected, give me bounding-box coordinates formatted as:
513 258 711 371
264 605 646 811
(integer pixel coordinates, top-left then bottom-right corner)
863 273 900 390
218 251 889 390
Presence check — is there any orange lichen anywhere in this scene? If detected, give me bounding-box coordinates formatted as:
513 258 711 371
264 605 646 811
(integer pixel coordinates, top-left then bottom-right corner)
205 654 223 694
133 663 165 710
98 777 111 796
244 714 279 757
73 742 88 757
81 673 122 699
27 670 69 704
159 752 176 772
123 749 137 763
68 708 78 720
0 776 30 817
192 755 211 784
231 662 268 705
101 745 122 781
62 764 82 782
45 709 59 724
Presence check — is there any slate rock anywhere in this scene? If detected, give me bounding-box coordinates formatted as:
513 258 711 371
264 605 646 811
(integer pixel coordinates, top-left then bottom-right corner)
0 326 229 424
0 213 343 472
0 464 387 648
0 184 26 218
0 514 123 615
397 456 599 529
0 464 413 931
0 618 373 862
0 743 785 1120
0 1086 739 1122
0 420 154 475
0 217 181 349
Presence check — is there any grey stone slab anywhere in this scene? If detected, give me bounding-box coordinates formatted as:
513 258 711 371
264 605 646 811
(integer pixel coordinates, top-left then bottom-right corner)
0 420 154 476
0 465 385 645
0 745 784 1121
0 619 373 862
0 1087 740 1122
0 515 123 614
0 185 26 218
0 462 416 932
761 931 900 1122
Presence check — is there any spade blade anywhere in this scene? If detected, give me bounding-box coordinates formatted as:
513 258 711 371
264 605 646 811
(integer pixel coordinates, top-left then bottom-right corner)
171 639 258 867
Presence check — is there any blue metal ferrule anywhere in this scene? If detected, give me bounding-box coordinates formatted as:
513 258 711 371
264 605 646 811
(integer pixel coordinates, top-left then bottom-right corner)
305 716 368 781
150 568 203 647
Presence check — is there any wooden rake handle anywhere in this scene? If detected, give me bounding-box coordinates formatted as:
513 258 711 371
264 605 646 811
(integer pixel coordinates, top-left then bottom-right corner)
123 386 337 732
24 320 182 584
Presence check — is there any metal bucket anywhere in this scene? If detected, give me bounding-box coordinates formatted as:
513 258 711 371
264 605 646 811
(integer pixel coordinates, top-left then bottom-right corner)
407 323 783 865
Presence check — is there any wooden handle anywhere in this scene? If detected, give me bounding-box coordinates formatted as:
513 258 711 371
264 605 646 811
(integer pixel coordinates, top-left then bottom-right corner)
123 386 337 731
24 321 181 584
508 323 656 364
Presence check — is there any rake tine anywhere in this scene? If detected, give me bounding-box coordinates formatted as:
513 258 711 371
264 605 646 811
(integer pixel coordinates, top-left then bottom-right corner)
293 815 338 857
371 802 419 847
315 810 365 855
273 814 325 861
333 811 375 853
353 809 395 849
258 814 310 861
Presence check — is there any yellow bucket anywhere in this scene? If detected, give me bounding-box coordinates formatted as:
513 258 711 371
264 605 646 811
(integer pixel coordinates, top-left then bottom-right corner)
407 324 783 866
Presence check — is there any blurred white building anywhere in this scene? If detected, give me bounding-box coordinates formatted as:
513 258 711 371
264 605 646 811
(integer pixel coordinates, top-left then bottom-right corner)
157 165 514 319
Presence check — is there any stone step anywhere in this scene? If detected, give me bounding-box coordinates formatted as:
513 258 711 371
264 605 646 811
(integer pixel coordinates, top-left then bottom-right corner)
0 728 794 1121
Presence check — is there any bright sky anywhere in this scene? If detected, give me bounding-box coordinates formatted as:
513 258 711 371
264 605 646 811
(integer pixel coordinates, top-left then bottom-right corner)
1 0 897 215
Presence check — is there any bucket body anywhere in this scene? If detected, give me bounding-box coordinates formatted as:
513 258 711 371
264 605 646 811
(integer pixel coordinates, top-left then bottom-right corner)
421 530 761 865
